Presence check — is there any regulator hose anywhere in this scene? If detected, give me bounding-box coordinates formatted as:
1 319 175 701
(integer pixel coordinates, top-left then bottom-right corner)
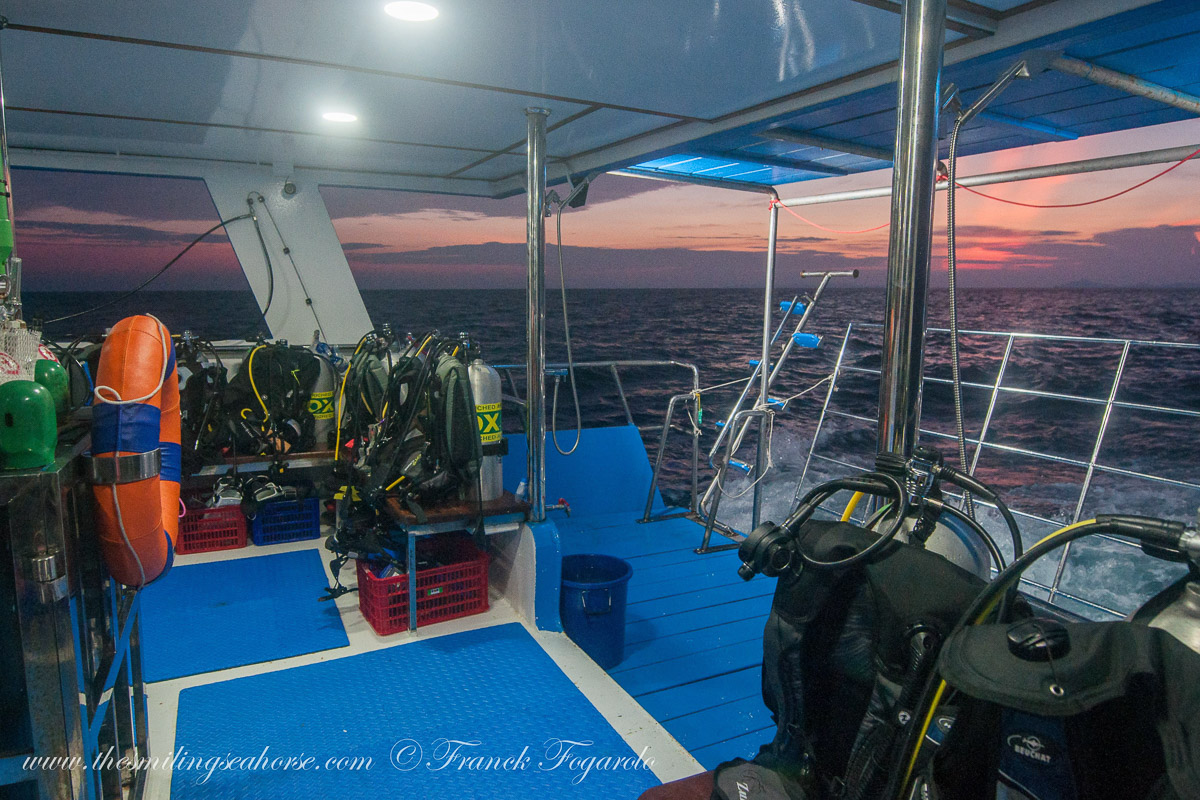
785 471 911 570
939 464 1023 560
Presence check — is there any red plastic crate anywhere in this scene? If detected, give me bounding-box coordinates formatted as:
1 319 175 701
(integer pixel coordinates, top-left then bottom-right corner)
356 535 489 634
177 502 247 555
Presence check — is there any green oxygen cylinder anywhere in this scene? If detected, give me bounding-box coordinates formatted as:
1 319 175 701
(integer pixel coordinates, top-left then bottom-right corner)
35 359 70 415
0 379 57 469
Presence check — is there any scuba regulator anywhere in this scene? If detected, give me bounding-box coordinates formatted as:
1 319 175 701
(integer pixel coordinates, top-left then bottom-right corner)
737 445 1022 581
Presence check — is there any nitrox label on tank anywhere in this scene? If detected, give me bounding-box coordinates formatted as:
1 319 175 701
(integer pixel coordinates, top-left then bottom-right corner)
308 391 335 420
476 402 501 443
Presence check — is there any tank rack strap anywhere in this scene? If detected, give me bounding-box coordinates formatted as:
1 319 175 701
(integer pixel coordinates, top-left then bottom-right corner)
89 449 162 485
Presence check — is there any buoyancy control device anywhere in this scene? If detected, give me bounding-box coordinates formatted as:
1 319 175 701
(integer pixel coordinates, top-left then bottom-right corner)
322 330 489 600
176 331 230 474
903 516 1200 800
710 450 1029 800
223 339 323 456
363 334 481 509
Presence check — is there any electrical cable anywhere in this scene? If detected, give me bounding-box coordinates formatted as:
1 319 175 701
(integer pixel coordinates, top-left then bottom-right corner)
772 198 890 234
940 465 1023 560
44 214 252 326
946 116 976 519
954 144 1200 209
246 195 276 321
550 181 587 456
249 192 327 342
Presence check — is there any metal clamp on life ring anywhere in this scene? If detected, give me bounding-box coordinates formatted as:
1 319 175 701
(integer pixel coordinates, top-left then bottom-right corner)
89 449 162 485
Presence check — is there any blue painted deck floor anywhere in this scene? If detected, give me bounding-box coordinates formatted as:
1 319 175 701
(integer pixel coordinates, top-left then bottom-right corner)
556 510 777 771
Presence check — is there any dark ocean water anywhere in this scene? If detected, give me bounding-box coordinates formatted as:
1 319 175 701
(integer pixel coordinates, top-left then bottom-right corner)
27 287 1200 617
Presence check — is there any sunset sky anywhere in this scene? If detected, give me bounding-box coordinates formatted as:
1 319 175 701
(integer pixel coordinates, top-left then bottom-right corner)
14 116 1200 294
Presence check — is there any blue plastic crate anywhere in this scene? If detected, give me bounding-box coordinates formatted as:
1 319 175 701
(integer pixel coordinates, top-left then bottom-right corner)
250 497 322 546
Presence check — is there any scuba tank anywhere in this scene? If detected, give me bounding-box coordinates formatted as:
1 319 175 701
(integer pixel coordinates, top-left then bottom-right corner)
468 357 503 502
309 350 337 450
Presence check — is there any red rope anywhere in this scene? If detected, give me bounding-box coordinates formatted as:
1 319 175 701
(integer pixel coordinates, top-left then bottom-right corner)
951 145 1200 209
771 198 890 234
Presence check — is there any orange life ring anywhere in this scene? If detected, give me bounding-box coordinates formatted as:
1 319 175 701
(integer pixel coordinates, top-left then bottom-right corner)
91 315 181 586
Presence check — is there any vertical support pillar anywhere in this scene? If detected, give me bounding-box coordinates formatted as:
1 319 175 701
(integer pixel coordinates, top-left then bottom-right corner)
525 108 550 523
0 25 21 314
877 0 947 461
752 198 780 527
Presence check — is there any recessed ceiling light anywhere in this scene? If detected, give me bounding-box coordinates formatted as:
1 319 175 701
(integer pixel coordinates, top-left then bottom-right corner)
384 1 439 21
322 111 358 123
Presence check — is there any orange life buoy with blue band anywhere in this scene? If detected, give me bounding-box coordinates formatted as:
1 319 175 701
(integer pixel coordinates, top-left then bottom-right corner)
91 315 181 587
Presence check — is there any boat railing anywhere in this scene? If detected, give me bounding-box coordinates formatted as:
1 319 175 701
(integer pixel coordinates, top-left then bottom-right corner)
801 321 1200 620
491 359 703 515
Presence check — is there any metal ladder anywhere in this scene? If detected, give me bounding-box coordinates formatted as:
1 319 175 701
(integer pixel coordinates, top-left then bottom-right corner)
640 270 858 552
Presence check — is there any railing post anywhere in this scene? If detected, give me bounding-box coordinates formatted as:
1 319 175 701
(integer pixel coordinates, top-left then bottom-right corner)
643 394 682 522
752 198 780 528
610 365 635 426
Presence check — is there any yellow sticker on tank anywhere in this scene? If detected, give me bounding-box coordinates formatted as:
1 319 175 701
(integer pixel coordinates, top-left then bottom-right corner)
476 402 501 443
309 391 335 420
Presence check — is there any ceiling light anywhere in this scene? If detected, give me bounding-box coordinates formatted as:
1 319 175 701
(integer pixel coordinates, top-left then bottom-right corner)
384 2 439 21
322 111 358 123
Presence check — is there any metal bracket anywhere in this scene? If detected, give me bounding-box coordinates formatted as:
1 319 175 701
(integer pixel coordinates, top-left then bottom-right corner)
88 449 161 485
26 550 68 603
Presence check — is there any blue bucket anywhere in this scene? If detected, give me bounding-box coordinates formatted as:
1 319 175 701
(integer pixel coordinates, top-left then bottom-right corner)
560 554 633 669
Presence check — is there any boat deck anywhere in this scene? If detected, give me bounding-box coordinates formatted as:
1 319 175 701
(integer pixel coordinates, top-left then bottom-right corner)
557 511 777 770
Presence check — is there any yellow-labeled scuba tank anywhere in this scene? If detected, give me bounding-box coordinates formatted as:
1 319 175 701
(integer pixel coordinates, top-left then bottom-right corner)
468 357 503 501
309 351 337 449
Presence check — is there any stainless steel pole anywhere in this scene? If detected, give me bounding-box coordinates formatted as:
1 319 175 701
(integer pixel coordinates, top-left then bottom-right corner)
525 108 550 522
877 0 947 461
1052 56 1200 116
0 24 18 311
752 200 780 527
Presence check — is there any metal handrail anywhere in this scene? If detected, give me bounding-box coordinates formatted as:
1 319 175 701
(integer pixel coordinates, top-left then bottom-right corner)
801 321 1200 619
493 359 702 513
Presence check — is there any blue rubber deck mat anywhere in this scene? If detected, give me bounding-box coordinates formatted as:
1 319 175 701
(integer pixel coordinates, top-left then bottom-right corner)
140 549 349 682
557 510 777 770
171 623 659 799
